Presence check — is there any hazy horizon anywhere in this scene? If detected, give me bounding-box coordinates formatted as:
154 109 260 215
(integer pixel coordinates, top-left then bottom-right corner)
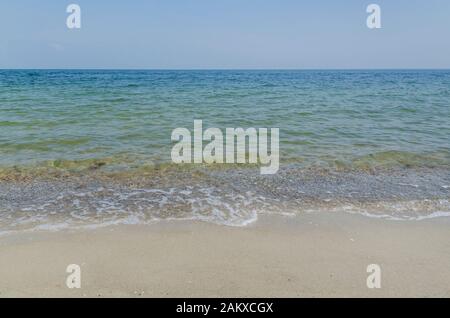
3 68 450 71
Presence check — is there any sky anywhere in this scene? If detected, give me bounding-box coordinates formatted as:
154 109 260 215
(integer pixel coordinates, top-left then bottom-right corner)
1 0 449 69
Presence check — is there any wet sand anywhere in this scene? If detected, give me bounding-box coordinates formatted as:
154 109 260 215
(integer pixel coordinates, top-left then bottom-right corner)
0 212 450 297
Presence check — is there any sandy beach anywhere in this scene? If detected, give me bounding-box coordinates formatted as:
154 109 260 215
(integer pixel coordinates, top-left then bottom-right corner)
1 70 449 298
1 212 449 298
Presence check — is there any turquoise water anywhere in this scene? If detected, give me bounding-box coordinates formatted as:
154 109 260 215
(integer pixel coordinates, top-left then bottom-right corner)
1 70 449 170
0 70 449 232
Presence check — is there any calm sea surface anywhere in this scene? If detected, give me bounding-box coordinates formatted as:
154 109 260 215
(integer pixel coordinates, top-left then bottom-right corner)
0 70 449 233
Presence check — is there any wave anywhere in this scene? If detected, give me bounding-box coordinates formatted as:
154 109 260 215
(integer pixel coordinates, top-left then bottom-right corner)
0 164 449 235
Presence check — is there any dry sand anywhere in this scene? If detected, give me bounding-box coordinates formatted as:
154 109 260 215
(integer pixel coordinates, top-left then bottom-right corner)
0 212 449 297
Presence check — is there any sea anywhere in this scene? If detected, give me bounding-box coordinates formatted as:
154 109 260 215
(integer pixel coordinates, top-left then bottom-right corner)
0 70 449 233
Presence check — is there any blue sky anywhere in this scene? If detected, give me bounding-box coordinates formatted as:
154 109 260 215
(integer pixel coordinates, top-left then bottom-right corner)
1 0 449 69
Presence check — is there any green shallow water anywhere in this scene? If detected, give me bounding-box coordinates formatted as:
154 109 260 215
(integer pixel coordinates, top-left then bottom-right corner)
1 70 449 171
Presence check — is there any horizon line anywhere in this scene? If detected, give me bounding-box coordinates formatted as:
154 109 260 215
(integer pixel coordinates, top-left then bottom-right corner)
2 68 450 71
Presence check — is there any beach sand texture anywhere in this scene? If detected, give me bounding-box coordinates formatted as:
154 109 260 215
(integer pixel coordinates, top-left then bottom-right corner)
1 213 449 298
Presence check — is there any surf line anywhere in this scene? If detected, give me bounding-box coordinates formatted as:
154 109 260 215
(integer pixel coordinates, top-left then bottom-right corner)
171 120 279 174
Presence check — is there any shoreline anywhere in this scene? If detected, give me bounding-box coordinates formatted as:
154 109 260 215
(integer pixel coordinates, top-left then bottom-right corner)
1 165 449 232
1 212 449 297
